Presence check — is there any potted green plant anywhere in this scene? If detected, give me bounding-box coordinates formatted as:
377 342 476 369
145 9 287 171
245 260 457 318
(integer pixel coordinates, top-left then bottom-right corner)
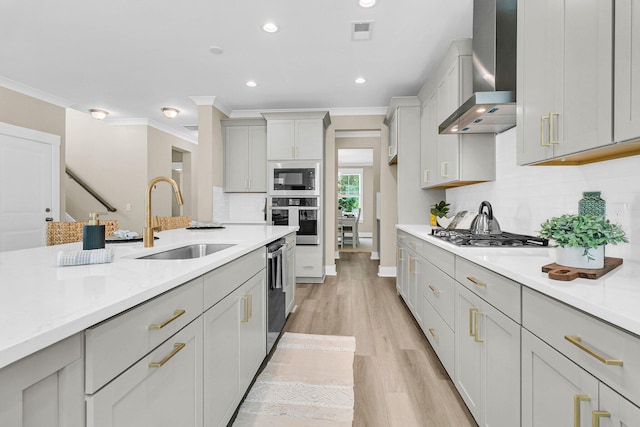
430 201 450 226
538 214 628 269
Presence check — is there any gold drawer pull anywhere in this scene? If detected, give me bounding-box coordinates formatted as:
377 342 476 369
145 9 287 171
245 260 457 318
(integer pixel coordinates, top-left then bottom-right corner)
564 336 623 366
241 296 250 323
592 411 611 427
248 294 253 320
428 285 440 295
409 256 415 274
428 328 439 341
148 309 186 330
474 311 485 343
148 343 185 368
573 395 591 427
466 276 487 287
469 308 478 336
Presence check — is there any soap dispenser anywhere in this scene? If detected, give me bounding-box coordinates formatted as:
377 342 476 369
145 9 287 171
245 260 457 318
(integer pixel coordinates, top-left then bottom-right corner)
83 212 105 250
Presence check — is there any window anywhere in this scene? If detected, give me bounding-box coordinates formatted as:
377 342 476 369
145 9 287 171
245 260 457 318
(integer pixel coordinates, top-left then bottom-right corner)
338 168 363 222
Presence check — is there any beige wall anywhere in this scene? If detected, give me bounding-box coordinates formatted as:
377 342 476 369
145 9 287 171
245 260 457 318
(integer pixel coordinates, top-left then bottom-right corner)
196 105 226 222
325 115 396 272
0 87 67 217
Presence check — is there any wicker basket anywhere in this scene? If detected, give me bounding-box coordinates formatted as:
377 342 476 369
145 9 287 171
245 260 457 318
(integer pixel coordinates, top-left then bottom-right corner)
155 216 191 231
46 220 119 246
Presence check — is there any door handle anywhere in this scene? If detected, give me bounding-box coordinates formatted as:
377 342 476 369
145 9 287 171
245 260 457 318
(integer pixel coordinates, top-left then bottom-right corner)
540 114 550 146
592 411 611 427
473 311 485 343
573 395 591 427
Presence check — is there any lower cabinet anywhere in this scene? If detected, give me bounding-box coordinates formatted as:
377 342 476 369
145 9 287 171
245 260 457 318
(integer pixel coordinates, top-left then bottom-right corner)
0 333 84 427
285 232 296 315
204 270 266 427
86 318 203 427
454 282 520 427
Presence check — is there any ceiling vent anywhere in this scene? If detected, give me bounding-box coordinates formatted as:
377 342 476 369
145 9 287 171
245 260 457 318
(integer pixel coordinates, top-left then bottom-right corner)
351 21 373 41
183 125 198 132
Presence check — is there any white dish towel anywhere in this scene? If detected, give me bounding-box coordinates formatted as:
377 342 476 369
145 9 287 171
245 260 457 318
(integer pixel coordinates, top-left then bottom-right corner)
57 248 115 267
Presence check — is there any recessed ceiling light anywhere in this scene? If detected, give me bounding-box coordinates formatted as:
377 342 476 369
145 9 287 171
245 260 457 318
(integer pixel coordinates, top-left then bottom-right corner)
161 107 180 119
359 0 376 8
263 22 278 33
246 81 257 87
355 77 366 84
89 109 109 120
209 45 224 55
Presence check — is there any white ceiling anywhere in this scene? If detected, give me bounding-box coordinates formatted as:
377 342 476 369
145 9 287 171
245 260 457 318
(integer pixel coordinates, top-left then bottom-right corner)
0 0 473 140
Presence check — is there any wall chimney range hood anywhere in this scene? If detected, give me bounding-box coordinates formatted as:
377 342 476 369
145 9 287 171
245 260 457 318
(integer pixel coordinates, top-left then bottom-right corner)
439 0 517 135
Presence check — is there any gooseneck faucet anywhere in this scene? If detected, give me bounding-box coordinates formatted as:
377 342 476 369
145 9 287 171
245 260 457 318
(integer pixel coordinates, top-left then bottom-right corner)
143 176 184 247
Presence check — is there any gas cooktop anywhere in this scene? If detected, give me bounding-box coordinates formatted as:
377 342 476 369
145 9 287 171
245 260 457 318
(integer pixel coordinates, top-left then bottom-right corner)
431 229 548 247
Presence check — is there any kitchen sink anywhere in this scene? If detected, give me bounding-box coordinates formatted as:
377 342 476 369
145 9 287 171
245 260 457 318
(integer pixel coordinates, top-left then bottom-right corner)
136 243 235 260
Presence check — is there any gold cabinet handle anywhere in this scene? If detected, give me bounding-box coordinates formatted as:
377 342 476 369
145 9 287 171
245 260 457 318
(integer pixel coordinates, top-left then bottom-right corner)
423 169 430 183
428 328 439 341
573 395 591 427
148 309 186 330
440 161 448 177
592 411 611 427
466 276 487 287
474 311 485 343
148 343 185 368
397 247 403 261
540 114 550 146
564 336 623 366
388 146 392 157
241 296 249 323
549 112 560 144
469 307 478 336
409 256 415 274
428 285 440 295
248 294 253 320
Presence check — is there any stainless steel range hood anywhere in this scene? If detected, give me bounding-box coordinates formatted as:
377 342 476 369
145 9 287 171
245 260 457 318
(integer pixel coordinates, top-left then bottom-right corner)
439 0 517 134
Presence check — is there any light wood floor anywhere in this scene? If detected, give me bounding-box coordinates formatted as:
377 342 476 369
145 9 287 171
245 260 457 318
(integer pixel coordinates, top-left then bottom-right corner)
284 252 477 427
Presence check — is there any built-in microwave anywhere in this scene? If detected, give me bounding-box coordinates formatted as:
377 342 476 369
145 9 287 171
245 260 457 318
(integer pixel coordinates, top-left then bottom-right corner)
268 161 320 196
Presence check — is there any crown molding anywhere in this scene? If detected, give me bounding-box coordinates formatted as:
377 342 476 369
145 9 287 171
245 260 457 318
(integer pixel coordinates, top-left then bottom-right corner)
108 117 198 145
189 96 232 117
0 76 74 108
335 130 381 138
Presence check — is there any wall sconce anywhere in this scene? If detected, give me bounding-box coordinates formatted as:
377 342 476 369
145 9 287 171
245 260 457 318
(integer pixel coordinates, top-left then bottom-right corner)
89 109 109 120
162 107 180 119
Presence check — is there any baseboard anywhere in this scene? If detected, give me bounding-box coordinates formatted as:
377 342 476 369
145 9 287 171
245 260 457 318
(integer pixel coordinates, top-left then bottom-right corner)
370 251 380 260
325 265 337 276
378 265 396 277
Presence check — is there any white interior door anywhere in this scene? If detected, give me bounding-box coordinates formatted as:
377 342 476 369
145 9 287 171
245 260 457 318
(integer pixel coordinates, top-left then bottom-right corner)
0 122 60 252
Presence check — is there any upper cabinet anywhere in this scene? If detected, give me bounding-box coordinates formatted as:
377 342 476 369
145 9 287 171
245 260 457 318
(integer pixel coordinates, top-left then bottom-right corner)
615 0 640 143
419 40 495 189
517 0 640 165
262 112 331 161
222 119 267 192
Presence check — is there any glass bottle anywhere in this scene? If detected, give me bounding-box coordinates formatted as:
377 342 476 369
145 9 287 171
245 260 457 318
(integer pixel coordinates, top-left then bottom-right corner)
578 191 606 217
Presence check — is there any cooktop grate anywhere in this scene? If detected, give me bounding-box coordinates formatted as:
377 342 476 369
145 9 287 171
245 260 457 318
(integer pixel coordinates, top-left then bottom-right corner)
431 229 548 247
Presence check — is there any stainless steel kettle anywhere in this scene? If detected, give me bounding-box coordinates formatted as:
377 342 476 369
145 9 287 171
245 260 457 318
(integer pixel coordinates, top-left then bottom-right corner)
469 201 501 235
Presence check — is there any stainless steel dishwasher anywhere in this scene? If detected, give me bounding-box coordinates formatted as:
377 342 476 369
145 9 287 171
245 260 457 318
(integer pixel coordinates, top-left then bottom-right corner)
266 238 287 354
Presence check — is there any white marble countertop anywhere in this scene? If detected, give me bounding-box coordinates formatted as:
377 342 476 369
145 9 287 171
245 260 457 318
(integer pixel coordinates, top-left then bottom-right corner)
397 224 640 338
0 224 297 370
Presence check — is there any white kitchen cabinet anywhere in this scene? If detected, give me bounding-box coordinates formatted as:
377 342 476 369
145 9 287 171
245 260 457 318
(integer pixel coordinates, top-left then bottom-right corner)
517 0 613 165
0 333 84 427
223 121 267 192
263 113 330 161
522 329 599 427
284 232 296 315
615 0 640 143
599 383 640 427
396 245 408 299
454 282 520 427
418 39 495 189
203 270 266 426
87 318 203 427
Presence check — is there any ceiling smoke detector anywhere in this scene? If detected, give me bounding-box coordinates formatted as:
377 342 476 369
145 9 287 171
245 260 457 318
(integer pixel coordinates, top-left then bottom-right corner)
351 21 373 41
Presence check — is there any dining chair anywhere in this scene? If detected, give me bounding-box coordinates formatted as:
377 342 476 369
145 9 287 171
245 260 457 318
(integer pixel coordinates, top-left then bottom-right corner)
342 208 360 248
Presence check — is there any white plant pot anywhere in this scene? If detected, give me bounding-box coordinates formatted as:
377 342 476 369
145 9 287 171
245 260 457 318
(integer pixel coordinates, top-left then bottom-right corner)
555 245 605 269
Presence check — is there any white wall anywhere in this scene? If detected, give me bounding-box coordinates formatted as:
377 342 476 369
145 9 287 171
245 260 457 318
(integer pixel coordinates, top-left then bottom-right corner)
446 128 640 261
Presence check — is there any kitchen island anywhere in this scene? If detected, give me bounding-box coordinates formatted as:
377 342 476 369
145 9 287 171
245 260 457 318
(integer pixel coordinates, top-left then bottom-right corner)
397 224 640 427
0 224 297 427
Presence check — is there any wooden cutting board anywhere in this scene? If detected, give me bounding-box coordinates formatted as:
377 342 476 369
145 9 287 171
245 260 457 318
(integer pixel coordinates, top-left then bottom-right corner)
541 257 623 281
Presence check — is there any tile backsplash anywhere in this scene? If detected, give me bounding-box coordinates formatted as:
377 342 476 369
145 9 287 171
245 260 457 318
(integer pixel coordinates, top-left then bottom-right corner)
214 190 268 224
445 128 640 261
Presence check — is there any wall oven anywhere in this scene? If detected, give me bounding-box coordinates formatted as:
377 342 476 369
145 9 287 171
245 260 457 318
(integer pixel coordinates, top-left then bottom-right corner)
268 161 320 196
268 197 319 245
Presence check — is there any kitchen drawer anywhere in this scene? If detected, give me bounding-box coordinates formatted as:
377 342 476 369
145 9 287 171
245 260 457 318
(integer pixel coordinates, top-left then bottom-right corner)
423 239 455 277
422 259 455 329
397 230 423 253
455 257 521 323
422 296 455 378
204 248 266 310
85 278 203 394
523 287 640 406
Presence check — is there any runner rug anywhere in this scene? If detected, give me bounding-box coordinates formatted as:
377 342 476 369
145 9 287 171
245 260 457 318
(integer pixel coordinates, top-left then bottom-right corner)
233 332 356 426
